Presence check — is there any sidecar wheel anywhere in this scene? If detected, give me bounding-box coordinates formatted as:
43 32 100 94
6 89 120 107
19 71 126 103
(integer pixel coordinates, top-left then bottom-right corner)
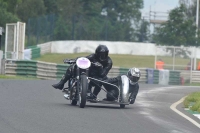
70 100 77 105
120 104 125 108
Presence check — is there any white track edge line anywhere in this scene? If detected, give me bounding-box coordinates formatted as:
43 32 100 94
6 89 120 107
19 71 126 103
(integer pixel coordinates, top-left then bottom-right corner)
170 96 200 128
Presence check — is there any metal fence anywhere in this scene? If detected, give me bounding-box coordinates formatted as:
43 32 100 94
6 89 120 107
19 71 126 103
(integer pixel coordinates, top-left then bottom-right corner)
26 14 136 48
154 46 200 83
27 14 56 47
155 46 196 71
3 59 193 84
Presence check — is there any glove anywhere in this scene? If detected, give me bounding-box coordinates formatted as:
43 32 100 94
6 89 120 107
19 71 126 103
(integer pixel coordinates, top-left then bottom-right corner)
63 59 69 63
92 62 103 68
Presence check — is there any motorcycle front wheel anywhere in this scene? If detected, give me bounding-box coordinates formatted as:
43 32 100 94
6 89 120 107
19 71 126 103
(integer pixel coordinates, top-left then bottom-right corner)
78 74 88 108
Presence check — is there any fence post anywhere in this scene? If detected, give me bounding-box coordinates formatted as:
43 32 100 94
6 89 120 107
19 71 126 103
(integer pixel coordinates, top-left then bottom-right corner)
0 52 1 74
1 59 5 74
0 27 2 50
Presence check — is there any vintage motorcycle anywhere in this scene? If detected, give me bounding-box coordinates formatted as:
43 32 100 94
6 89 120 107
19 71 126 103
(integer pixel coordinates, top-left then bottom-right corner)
62 57 131 108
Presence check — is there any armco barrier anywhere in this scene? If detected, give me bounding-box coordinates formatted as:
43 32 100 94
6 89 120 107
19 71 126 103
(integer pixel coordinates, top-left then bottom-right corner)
158 70 169 85
146 69 181 85
146 69 154 84
4 60 147 82
169 71 181 85
4 60 187 84
24 46 41 60
31 47 41 59
5 60 69 80
37 42 52 55
56 64 69 78
191 71 200 83
24 42 51 60
153 70 159 84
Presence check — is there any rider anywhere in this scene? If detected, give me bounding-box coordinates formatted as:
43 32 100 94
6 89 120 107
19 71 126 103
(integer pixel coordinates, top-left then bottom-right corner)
102 67 141 104
52 45 113 99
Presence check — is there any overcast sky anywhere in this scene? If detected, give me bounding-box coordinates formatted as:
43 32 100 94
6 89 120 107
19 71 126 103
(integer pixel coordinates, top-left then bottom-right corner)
141 0 180 33
142 0 180 19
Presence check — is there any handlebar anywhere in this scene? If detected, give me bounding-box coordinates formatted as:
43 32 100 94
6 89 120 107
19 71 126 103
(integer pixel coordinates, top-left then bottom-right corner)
63 58 103 68
63 59 76 64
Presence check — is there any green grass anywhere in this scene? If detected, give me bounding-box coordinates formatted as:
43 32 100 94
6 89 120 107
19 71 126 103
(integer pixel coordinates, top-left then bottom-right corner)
184 92 200 113
185 83 200 86
34 53 200 69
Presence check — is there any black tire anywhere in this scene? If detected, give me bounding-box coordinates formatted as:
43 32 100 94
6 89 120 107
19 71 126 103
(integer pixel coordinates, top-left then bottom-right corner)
70 100 77 105
78 74 88 108
69 85 77 106
120 104 125 108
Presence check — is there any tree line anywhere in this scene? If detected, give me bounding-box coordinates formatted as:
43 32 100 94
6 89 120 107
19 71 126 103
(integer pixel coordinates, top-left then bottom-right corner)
0 0 200 47
154 0 200 47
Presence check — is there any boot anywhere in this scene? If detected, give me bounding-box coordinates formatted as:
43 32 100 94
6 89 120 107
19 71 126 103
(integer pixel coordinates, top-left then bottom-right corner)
87 94 96 100
92 86 101 98
52 74 70 90
129 98 136 104
87 86 101 100
129 92 136 104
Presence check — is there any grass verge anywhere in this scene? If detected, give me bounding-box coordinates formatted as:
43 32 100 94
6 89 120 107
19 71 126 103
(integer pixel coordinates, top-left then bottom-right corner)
184 92 200 113
35 53 200 69
185 83 200 86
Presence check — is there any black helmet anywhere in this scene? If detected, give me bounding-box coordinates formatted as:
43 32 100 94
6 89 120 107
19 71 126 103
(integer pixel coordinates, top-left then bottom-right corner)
95 45 109 61
127 68 141 85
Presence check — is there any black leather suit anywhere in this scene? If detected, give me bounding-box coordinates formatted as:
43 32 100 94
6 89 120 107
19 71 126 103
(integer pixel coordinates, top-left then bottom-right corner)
63 53 113 96
52 45 112 92
104 75 139 103
86 54 113 96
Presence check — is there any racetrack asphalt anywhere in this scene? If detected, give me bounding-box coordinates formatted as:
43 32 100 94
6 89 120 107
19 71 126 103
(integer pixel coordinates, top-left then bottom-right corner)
0 79 199 133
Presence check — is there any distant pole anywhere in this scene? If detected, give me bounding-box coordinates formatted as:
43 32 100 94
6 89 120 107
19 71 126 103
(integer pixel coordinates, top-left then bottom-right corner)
72 15 75 40
0 35 1 50
194 0 199 70
196 0 199 38
0 27 2 50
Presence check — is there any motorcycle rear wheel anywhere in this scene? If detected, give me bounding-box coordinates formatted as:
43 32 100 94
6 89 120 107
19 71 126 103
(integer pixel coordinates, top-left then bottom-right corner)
78 74 88 108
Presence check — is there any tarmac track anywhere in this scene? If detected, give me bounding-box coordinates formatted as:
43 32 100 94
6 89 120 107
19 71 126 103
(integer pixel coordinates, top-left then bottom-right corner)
0 80 199 133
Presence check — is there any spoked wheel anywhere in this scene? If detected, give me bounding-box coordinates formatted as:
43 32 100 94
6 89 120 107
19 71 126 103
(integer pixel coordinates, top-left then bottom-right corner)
78 74 88 108
120 104 125 108
69 87 77 106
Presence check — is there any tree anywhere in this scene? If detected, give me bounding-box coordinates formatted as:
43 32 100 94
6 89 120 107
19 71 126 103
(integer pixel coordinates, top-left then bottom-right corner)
54 0 84 40
2 0 22 15
54 0 144 41
16 0 46 23
135 19 150 42
102 0 143 41
0 0 19 27
153 4 199 46
179 0 197 19
43 0 58 14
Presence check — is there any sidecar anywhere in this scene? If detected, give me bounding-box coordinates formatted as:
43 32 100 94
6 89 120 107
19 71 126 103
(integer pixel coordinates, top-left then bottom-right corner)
86 75 130 108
